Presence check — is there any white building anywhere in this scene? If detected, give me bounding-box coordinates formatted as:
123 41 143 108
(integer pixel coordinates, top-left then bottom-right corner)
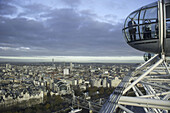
77 79 83 84
93 79 102 87
102 78 107 87
63 69 69 75
72 79 78 85
6 64 11 70
110 77 121 87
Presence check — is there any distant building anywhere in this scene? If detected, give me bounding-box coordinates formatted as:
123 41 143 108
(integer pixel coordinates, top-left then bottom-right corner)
70 62 73 71
63 69 69 75
72 79 78 85
102 78 107 87
94 79 102 87
77 79 83 84
51 80 71 95
52 58 55 68
6 64 11 70
110 77 121 87
90 69 95 73
0 90 44 108
79 85 86 90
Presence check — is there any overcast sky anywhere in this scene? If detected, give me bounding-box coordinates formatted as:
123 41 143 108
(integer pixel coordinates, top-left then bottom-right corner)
0 0 157 62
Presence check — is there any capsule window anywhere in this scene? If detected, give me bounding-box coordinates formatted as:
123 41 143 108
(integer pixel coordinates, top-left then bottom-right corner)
167 21 170 38
166 5 170 19
139 10 146 24
139 23 158 39
144 7 157 20
166 5 170 38
124 29 130 42
125 12 139 28
139 7 157 24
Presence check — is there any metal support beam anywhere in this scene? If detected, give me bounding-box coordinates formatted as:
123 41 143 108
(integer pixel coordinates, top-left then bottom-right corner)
132 86 139 96
163 94 170 100
163 61 170 74
158 0 164 54
132 86 149 113
123 58 163 94
134 86 143 96
118 104 134 113
140 81 170 90
139 91 170 98
143 85 162 113
119 96 170 110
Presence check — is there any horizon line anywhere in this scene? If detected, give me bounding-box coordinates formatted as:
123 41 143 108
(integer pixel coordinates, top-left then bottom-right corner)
0 56 144 63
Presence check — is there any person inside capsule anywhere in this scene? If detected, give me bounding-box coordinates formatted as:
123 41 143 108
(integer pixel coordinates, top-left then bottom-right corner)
128 18 136 41
155 19 159 38
143 19 152 39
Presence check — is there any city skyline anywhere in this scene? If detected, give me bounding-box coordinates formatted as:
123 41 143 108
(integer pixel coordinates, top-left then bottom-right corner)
0 56 144 63
0 0 157 62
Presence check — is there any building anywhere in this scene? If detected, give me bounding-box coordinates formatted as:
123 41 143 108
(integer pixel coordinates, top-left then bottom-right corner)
52 80 71 95
63 69 69 75
110 77 121 87
70 62 73 71
102 78 107 87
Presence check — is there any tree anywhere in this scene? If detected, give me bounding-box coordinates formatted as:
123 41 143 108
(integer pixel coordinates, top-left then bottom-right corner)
6 111 12 113
36 109 44 113
45 103 50 110
24 108 33 113
74 87 82 96
99 87 104 95
87 87 98 96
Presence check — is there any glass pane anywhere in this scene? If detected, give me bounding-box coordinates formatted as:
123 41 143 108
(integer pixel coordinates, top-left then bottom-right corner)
133 12 139 24
167 21 170 38
135 26 140 40
139 10 146 24
144 7 157 20
139 26 144 40
136 33 140 40
142 2 157 9
139 7 157 24
139 23 158 39
123 30 128 42
166 5 170 19
127 26 137 41
151 23 158 39
125 29 130 41
125 12 139 27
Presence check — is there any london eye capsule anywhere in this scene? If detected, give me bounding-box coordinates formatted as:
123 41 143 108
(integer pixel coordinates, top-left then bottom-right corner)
122 0 170 56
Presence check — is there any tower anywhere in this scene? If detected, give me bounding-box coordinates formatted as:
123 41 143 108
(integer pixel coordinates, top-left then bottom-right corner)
52 58 55 68
70 62 72 71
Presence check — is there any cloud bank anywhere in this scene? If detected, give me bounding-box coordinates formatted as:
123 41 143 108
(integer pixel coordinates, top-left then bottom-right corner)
0 0 156 59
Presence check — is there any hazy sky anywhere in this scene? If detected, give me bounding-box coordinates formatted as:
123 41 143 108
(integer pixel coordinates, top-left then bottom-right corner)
0 0 157 62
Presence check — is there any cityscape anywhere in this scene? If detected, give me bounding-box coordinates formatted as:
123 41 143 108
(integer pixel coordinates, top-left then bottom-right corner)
0 0 170 113
0 61 136 113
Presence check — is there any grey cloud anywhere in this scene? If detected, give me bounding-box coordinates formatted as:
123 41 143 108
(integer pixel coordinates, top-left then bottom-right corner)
18 3 51 18
0 2 17 15
60 0 81 7
104 14 117 19
0 2 143 57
